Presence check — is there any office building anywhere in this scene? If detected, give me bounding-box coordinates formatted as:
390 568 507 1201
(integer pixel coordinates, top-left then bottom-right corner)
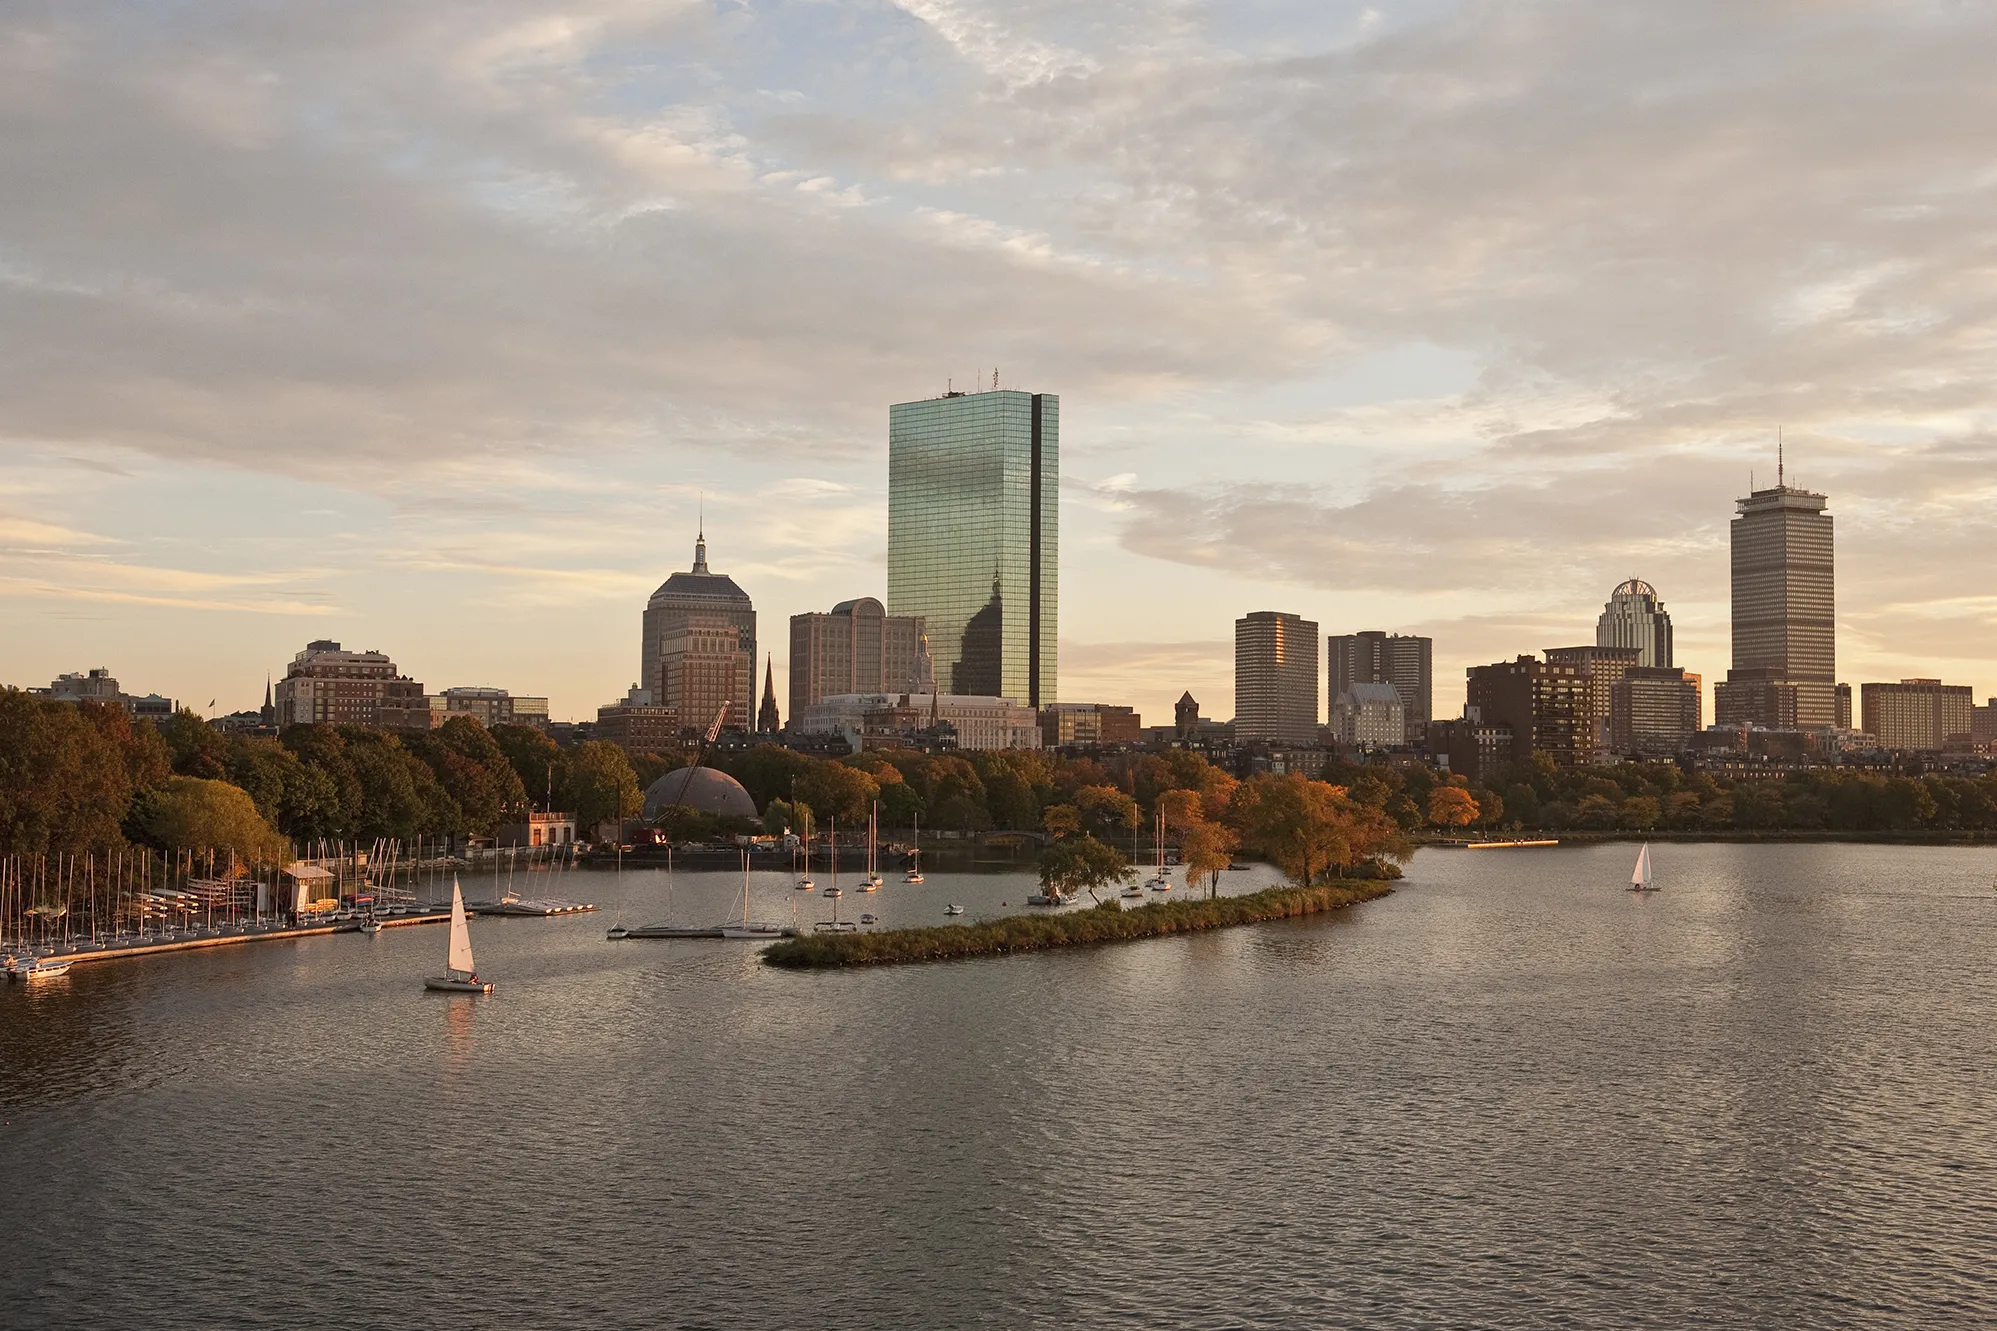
1331 683 1406 748
392 686 550 730
1611 668 1703 755
1327 632 1432 745
887 387 1058 707
1596 579 1674 667
642 529 755 733
1236 611 1320 746
596 685 680 756
1039 703 1142 748
1465 655 1590 768
1429 716 1515 783
1861 679 1975 752
1970 698 1997 751
789 597 926 719
276 641 426 727
792 693 1041 753
1715 465 1837 729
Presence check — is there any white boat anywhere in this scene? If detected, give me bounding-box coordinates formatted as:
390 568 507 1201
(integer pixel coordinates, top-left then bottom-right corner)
796 827 813 890
620 923 723 939
8 955 72 981
359 916 383 936
1026 890 1075 907
1147 808 1172 890
905 813 925 883
1628 843 1658 893
859 912 878 925
424 878 493 993
943 904 964 916
1120 884 1144 899
860 802 881 891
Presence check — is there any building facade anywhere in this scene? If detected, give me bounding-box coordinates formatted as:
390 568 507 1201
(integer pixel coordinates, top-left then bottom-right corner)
32 667 175 722
1860 679 1975 751
642 531 756 734
792 693 1041 752
1716 475 1837 729
789 597 926 720
1464 655 1590 768
1611 667 1702 755
1331 683 1406 748
887 388 1058 707
1596 579 1674 667
276 641 426 727
1544 645 1640 762
596 685 680 755
1038 703 1141 748
1236 611 1320 746
1327 632 1431 745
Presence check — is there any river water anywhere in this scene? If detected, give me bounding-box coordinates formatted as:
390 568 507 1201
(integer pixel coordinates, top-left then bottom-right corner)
2 842 1994 1327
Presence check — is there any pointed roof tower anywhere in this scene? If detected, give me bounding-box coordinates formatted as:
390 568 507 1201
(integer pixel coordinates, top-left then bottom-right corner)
757 654 781 733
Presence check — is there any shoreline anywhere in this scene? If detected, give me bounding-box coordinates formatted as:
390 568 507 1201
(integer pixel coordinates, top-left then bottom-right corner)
762 878 1397 969
1423 830 1997 847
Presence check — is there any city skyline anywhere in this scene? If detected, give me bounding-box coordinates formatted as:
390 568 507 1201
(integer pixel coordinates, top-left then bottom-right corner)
4 5 1995 728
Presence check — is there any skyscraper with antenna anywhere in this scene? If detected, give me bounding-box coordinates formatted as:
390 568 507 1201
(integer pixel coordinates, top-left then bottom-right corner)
1714 439 1837 730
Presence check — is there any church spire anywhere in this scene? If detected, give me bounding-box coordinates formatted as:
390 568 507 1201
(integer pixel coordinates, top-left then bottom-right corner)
757 653 781 733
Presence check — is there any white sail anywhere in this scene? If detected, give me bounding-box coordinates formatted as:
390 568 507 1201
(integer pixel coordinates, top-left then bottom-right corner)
1631 844 1652 888
447 876 476 976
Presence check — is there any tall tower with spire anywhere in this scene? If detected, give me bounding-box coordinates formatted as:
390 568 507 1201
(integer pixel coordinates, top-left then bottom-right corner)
642 526 756 734
1715 440 1836 730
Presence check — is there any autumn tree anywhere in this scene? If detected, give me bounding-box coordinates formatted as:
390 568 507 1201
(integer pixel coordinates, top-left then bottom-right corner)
1427 785 1480 829
1036 835 1129 901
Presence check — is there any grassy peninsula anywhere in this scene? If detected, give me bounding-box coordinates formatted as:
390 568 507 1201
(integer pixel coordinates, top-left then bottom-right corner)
763 871 1399 969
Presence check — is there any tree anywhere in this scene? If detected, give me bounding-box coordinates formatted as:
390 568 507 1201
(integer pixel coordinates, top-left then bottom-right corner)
127 776 291 864
1427 786 1480 830
1075 785 1140 840
1041 804 1081 839
1179 820 1238 898
796 761 880 828
406 717 528 835
562 741 641 837
1037 835 1129 900
1227 773 1409 887
0 694 139 854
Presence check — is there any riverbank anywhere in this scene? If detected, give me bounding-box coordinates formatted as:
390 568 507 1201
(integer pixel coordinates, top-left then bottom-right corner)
1424 829 1997 846
763 876 1397 969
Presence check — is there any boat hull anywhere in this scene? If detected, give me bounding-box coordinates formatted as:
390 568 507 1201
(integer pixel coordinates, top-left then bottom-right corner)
424 976 493 993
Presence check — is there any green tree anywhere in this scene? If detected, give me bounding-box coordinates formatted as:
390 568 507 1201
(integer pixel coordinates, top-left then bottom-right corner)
0 694 137 854
1037 835 1129 900
1041 804 1081 839
126 776 291 864
1075 785 1140 840
563 741 641 837
406 717 528 835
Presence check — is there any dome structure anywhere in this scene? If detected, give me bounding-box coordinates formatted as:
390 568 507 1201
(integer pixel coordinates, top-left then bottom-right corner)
1613 578 1657 598
643 766 759 823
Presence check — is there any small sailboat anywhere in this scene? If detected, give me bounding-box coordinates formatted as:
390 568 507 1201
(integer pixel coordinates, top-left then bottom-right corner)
1148 809 1172 891
359 913 383 936
424 878 493 992
860 802 882 891
943 903 964 917
1628 843 1658 894
796 824 814 891
721 850 793 939
905 813 925 883
821 817 842 897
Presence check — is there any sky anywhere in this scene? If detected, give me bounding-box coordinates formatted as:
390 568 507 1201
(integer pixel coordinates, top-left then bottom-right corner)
3 0 1995 727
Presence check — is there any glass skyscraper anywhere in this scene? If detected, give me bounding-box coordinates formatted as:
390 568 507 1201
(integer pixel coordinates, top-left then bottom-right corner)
887 389 1057 706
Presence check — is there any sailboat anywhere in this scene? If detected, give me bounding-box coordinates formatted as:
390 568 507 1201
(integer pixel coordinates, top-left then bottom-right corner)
795 823 814 891
618 847 722 937
1148 809 1172 891
424 877 493 992
721 850 794 939
904 813 925 883
860 802 882 891
821 818 842 898
1628 843 1658 893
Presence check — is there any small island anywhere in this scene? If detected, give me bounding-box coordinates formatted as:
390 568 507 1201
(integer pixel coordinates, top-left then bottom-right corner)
763 870 1399 969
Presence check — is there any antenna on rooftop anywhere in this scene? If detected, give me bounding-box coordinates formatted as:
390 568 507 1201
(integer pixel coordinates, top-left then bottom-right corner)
1778 426 1785 487
993 367 999 390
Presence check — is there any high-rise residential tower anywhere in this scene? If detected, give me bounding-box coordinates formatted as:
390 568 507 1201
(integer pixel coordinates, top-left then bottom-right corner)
642 529 755 733
1236 611 1320 745
1714 463 1836 730
1596 579 1674 667
1327 631 1432 745
887 388 1058 706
